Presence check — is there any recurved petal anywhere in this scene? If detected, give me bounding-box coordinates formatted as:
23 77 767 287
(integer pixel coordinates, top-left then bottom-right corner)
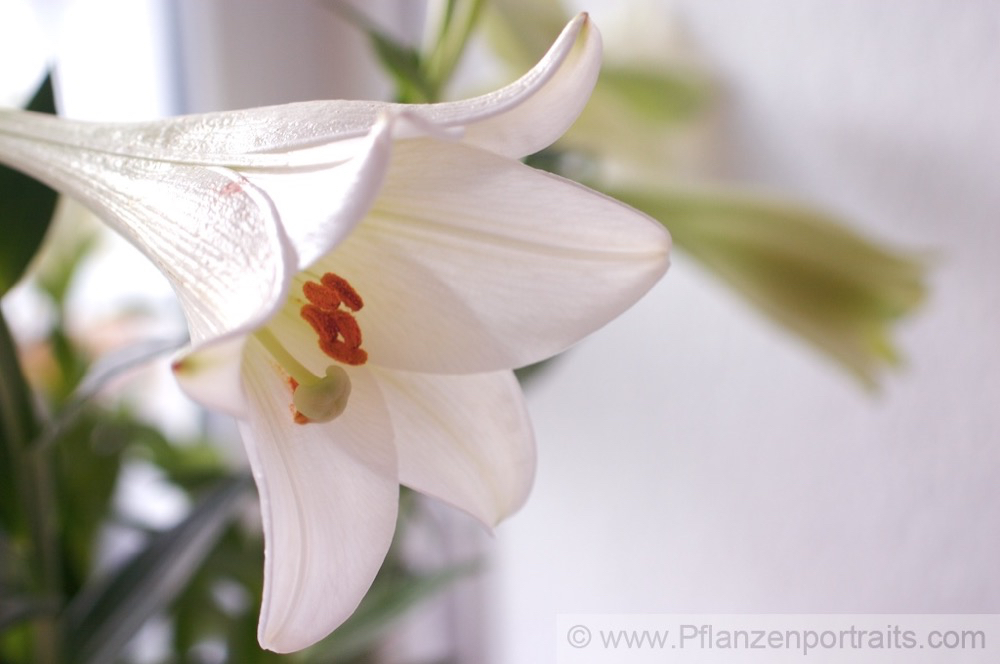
422 12 601 159
315 138 671 375
0 14 597 164
373 368 535 527
0 132 291 343
239 340 398 653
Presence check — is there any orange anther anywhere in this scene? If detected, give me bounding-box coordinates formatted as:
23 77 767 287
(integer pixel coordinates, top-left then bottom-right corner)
300 272 368 366
303 280 342 310
322 273 363 311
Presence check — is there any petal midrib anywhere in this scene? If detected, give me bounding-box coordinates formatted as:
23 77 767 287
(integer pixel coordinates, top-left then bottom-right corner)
0 110 361 170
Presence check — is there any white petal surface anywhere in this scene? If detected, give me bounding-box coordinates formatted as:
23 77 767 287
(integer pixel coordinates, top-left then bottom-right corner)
0 106 370 168
239 341 399 653
0 14 596 163
172 334 248 418
244 116 395 271
315 138 671 374
373 368 535 527
0 133 290 343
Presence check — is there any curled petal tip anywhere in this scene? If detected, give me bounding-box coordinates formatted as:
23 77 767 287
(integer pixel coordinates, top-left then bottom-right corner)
429 11 602 159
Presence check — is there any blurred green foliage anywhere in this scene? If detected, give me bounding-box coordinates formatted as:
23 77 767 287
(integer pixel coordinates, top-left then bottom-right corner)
612 190 927 387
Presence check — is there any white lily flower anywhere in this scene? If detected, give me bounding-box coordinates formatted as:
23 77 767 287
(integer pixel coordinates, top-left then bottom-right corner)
0 14 670 652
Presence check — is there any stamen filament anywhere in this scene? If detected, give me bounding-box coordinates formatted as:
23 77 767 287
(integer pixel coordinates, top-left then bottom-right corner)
254 327 353 424
255 327 318 386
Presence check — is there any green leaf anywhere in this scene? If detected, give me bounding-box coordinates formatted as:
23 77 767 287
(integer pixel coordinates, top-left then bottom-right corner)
32 335 188 451
0 299 61 664
611 189 928 387
170 524 287 663
0 302 40 533
62 474 252 664
0 597 60 632
370 32 436 104
514 355 561 385
125 420 228 491
423 0 486 100
484 0 571 70
599 66 709 125
329 2 436 103
0 75 58 295
51 411 127 592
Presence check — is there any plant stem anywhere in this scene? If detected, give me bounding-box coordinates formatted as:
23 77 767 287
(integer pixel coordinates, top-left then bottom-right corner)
423 0 486 102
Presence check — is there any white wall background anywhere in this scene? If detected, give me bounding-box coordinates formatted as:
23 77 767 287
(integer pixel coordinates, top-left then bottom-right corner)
489 1 1000 662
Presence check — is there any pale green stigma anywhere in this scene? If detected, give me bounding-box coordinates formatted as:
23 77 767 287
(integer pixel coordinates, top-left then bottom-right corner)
292 365 351 424
255 327 352 424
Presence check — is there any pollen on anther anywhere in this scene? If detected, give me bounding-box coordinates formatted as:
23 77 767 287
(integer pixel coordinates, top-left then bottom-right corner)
286 377 307 423
322 273 364 311
300 272 368 366
303 281 342 310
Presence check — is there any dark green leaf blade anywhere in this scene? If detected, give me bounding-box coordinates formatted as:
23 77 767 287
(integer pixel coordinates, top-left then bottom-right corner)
0 75 59 295
0 307 41 535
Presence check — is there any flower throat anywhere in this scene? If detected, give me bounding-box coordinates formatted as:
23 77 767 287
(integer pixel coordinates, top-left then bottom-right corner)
255 272 368 425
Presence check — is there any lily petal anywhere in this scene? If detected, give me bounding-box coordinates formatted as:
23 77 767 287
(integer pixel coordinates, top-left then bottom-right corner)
373 368 535 527
0 133 290 343
313 138 671 374
0 13 597 164
439 12 600 159
243 115 395 271
239 341 399 653
172 334 249 418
